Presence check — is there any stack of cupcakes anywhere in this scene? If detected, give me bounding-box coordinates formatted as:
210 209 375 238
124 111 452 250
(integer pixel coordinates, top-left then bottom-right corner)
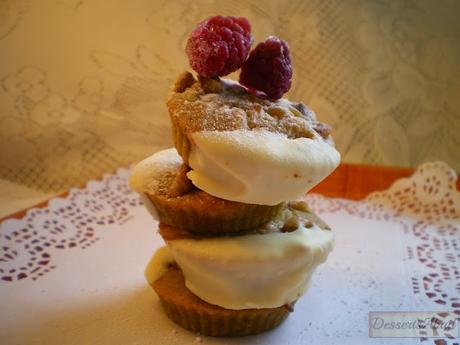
129 16 340 337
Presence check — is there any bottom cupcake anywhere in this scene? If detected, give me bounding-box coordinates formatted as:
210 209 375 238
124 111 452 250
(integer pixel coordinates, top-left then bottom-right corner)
145 200 334 337
153 265 291 337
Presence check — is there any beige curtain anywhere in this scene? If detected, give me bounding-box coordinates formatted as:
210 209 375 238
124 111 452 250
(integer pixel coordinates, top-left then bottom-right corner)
1 0 459 198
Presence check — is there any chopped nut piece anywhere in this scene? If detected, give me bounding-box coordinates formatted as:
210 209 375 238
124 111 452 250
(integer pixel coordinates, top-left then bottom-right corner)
289 106 303 117
284 302 295 312
266 107 287 119
288 122 314 139
173 72 196 93
291 102 316 121
312 122 332 139
305 211 331 231
303 220 313 228
281 215 299 232
198 75 223 94
288 200 311 212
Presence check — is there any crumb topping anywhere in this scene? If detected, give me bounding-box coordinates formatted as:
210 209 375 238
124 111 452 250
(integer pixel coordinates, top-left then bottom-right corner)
167 72 333 142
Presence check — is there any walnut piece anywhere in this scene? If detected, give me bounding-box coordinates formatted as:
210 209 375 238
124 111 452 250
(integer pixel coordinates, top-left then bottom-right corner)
312 122 332 139
281 215 299 232
198 75 223 94
173 72 196 93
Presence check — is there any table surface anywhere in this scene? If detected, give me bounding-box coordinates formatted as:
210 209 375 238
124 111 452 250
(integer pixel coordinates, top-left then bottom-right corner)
1 161 459 345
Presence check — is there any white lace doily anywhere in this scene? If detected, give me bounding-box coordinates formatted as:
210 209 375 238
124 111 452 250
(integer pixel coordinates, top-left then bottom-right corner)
0 161 459 345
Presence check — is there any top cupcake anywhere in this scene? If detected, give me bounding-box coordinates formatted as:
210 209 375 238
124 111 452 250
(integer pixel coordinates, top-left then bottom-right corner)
166 15 340 206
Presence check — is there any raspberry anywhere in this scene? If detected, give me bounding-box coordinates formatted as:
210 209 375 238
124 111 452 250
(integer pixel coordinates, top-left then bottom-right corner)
186 16 252 78
239 36 292 99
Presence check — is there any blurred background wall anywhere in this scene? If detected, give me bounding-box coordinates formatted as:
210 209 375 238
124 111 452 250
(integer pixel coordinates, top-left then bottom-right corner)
1 0 459 211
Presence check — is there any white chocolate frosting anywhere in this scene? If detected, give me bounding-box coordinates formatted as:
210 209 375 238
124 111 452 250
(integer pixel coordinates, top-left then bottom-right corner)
187 129 340 205
145 206 334 310
129 148 181 194
129 148 182 221
145 246 175 284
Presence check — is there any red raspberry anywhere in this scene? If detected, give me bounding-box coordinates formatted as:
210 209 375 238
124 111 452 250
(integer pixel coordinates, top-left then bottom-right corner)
239 36 292 99
186 16 252 78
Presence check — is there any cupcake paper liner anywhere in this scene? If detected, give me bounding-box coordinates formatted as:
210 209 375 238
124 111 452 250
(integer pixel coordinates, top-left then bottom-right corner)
147 192 284 235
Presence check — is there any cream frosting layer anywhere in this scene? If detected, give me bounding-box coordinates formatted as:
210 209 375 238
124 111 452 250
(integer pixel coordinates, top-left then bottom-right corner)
145 212 334 310
129 148 183 220
129 148 181 194
187 129 340 206
145 246 175 284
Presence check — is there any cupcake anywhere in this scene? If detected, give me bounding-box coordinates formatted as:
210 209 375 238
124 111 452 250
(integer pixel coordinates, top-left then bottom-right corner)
129 149 283 234
130 15 340 337
146 201 334 336
167 72 340 206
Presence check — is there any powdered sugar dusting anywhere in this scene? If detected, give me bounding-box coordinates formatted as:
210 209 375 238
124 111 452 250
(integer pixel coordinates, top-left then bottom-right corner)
129 149 182 195
167 73 329 141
